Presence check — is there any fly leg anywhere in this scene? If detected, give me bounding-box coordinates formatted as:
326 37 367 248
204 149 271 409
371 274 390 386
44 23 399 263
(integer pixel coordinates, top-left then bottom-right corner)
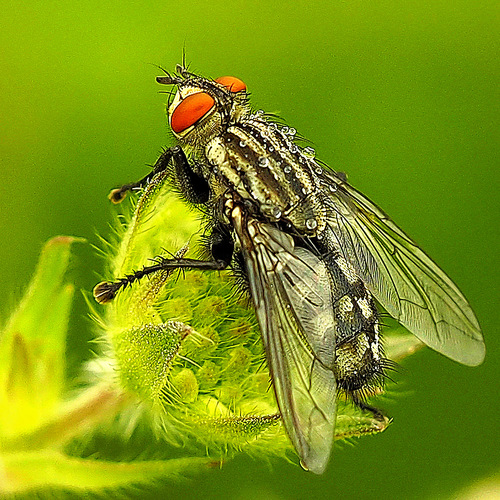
108 146 209 204
93 257 227 304
108 147 175 203
93 225 234 304
351 395 387 422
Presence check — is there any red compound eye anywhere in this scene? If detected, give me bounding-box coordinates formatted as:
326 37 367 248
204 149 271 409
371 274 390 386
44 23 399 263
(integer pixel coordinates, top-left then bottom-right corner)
215 76 247 93
171 92 215 134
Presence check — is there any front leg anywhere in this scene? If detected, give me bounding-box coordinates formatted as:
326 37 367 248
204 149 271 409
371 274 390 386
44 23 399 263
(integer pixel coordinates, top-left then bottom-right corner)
108 146 210 204
94 226 234 304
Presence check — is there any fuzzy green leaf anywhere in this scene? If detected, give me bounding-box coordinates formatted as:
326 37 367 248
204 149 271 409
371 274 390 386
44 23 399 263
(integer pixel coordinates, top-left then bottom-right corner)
0 236 82 438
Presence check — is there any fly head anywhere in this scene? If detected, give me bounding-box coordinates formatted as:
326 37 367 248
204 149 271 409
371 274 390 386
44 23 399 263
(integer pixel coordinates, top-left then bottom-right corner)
157 66 249 148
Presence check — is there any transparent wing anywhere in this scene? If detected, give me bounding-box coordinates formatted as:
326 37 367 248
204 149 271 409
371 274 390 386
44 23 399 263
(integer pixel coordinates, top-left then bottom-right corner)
233 211 337 474
323 173 485 366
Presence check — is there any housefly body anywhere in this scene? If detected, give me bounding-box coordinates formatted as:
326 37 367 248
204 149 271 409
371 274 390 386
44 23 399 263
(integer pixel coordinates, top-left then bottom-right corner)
94 65 485 474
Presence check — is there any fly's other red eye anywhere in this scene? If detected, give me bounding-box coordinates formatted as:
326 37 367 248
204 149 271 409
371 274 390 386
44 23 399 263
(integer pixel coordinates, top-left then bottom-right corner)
215 76 246 93
171 92 215 134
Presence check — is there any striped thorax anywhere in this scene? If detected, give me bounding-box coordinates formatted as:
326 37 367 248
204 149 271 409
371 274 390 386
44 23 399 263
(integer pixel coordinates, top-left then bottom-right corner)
165 72 328 236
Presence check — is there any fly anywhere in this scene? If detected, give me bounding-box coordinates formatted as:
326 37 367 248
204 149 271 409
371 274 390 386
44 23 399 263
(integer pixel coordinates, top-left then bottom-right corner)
93 65 485 474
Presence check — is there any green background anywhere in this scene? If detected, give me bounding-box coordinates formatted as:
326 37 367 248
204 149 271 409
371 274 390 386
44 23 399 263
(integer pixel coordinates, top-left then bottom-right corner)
1 1 498 498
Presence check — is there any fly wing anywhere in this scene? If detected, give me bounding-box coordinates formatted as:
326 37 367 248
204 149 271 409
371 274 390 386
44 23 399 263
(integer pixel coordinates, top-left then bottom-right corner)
322 173 485 366
232 208 337 474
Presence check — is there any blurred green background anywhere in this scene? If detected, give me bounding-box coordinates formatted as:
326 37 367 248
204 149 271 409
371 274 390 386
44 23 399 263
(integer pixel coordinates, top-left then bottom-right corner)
0 1 498 498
